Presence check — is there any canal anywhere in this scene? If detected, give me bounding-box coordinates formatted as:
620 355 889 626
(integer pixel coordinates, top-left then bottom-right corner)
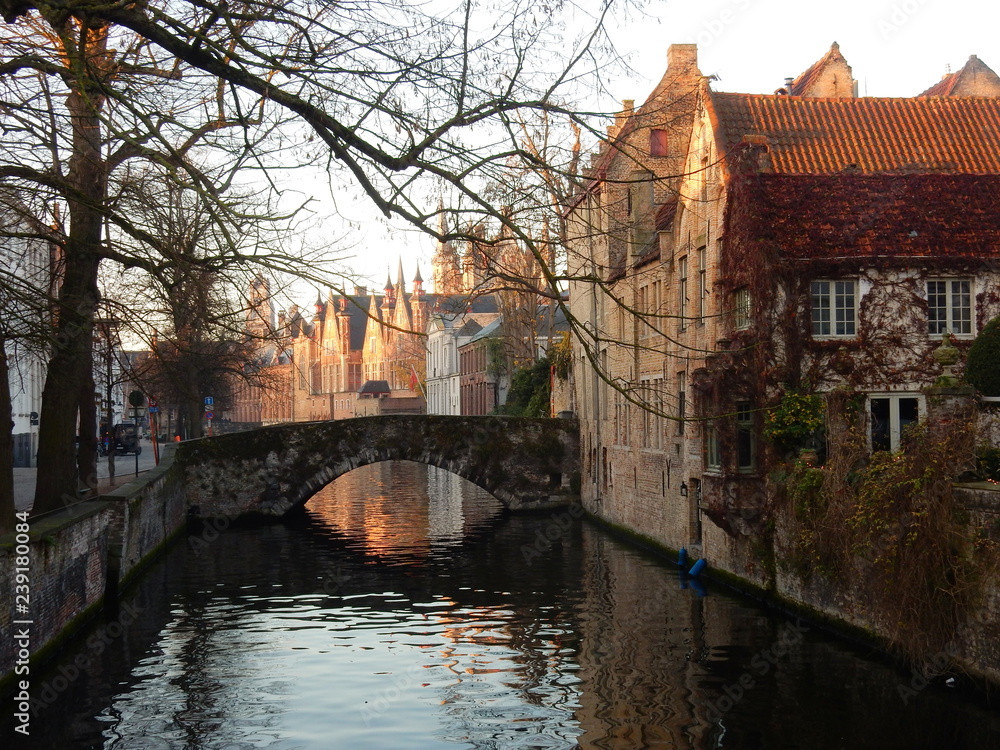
8 461 1000 748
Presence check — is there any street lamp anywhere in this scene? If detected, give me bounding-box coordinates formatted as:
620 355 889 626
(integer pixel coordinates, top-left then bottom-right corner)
95 316 120 482
128 389 145 476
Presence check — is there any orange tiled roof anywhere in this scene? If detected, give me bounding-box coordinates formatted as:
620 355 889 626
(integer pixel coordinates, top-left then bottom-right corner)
921 72 962 97
709 93 1000 174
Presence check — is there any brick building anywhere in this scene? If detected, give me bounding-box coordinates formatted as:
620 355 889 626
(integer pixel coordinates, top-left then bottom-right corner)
567 43 1000 577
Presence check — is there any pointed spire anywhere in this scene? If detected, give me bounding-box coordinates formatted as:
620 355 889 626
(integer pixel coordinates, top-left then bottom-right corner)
396 257 405 287
413 263 424 297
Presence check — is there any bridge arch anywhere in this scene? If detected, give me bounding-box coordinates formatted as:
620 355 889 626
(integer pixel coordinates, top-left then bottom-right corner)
177 415 579 519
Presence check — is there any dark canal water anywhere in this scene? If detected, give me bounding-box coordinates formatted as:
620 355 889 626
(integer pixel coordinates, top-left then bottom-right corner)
8 461 1000 749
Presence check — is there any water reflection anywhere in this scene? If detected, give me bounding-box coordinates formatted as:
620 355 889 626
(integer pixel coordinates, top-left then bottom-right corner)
7 461 1000 749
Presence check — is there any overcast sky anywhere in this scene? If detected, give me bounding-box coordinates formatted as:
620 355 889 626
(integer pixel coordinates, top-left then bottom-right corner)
314 0 999 295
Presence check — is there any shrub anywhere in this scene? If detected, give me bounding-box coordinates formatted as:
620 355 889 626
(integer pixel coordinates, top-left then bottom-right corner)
965 316 1000 397
763 390 825 452
978 446 1000 481
494 358 551 417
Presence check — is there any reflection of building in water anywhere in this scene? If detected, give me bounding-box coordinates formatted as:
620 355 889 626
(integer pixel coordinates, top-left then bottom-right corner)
305 461 504 558
308 461 431 559
573 532 717 748
426 465 466 542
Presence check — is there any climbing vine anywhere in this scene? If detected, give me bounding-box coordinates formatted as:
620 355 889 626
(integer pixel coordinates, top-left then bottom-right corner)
698 144 1000 543
494 357 551 417
548 332 572 381
484 336 508 379
774 392 998 662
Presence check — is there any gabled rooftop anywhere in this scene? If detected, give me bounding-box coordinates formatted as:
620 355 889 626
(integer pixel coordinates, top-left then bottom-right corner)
919 55 1000 97
783 42 855 98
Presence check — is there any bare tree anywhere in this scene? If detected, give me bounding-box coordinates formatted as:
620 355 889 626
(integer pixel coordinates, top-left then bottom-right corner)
0 6 324 513
0 0 629 517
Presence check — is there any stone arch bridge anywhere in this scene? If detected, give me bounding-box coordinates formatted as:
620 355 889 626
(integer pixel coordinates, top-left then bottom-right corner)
177 415 580 519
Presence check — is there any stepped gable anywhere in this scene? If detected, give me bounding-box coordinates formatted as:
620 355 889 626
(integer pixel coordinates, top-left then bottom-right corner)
709 93 1000 174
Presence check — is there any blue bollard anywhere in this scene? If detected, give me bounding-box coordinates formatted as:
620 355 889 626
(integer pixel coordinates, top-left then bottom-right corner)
678 547 688 568
689 558 707 578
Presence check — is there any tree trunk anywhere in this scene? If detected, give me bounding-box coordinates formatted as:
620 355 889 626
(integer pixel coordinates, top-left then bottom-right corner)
33 251 101 514
32 20 107 515
77 370 98 496
0 343 15 533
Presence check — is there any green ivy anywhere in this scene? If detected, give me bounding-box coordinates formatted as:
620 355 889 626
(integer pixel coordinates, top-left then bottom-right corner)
484 337 508 379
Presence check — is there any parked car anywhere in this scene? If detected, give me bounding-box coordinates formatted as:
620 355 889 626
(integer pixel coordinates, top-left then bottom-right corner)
111 423 142 456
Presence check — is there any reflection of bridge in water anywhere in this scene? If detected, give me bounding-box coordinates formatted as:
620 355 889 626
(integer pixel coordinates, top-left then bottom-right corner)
177 415 580 519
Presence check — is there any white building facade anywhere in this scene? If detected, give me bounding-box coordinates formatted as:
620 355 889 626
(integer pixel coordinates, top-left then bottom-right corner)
425 313 493 415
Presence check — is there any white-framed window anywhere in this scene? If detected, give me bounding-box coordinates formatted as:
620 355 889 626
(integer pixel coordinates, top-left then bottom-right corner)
640 378 663 450
638 285 649 340
705 421 721 471
869 393 921 452
927 278 972 336
811 280 857 337
734 287 751 330
678 256 689 332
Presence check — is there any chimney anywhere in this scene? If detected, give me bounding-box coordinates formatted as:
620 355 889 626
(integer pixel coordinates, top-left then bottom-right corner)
667 44 698 73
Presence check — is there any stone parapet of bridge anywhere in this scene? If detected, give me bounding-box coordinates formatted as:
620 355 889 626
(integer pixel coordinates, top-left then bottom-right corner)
177 415 580 518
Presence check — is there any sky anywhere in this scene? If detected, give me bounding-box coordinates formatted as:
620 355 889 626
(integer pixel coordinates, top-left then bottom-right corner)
304 0 1000 297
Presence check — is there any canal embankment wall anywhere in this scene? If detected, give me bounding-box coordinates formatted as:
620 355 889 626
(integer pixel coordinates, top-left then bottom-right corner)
0 447 187 686
584 481 1000 688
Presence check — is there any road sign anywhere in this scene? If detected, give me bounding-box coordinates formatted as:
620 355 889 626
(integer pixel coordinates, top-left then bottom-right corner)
204 411 214 420
148 397 158 408
148 406 159 414
204 396 214 406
